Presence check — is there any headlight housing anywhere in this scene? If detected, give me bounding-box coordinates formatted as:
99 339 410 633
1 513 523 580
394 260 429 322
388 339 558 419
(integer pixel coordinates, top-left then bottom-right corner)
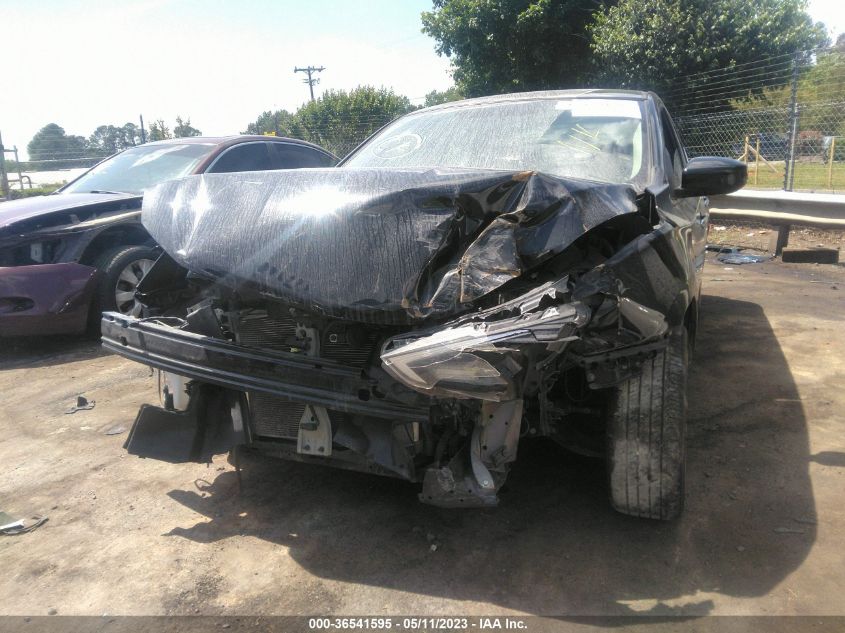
381 302 589 401
0 238 64 266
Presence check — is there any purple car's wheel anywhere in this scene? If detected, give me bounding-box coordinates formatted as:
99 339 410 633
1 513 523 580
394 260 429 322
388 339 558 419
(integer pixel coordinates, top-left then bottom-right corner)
92 245 159 328
113 257 156 316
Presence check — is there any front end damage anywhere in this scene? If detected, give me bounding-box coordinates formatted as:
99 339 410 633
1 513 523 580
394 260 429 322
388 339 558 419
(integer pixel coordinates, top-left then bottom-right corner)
105 168 694 507
0 194 143 336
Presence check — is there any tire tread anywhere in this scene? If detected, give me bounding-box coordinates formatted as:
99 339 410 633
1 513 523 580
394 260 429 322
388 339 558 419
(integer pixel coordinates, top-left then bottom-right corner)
607 327 687 520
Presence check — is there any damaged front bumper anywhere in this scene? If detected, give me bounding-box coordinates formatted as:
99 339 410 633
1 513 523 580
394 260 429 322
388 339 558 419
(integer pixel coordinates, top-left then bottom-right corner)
102 274 670 507
101 312 429 422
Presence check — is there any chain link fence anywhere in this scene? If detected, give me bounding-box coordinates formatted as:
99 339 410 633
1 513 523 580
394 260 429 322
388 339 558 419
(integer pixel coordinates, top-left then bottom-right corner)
674 48 845 193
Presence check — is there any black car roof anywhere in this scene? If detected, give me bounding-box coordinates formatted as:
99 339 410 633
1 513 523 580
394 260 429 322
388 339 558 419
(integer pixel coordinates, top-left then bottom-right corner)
143 135 334 155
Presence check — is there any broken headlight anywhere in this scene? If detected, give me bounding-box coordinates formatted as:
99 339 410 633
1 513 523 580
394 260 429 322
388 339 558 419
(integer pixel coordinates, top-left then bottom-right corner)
0 238 64 266
381 303 589 401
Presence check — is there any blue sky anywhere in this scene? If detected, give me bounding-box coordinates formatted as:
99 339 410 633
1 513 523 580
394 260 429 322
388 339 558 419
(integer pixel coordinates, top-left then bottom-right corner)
1 0 842 159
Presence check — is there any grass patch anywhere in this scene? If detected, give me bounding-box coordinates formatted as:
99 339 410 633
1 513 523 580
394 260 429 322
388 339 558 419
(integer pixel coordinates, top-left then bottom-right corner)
7 183 64 200
745 161 845 193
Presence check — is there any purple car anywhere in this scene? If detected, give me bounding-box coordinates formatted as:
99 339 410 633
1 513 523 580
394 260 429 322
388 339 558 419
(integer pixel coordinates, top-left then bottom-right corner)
0 136 336 337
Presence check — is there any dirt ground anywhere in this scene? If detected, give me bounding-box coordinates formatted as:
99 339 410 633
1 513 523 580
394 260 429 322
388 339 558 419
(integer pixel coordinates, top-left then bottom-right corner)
707 221 845 254
1 255 844 620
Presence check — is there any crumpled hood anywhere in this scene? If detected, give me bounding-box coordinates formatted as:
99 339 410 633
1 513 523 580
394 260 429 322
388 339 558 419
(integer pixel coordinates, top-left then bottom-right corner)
0 192 141 231
142 167 639 322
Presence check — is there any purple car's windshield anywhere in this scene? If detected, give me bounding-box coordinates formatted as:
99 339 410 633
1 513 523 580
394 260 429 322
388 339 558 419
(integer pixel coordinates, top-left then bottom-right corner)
61 143 216 195
344 97 648 186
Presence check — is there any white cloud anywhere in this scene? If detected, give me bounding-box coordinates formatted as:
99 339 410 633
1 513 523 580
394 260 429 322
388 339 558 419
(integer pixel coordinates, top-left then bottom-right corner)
807 0 845 37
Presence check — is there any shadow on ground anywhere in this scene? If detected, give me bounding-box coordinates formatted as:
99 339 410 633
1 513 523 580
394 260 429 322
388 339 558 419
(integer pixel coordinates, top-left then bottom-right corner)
163 295 816 616
0 335 105 370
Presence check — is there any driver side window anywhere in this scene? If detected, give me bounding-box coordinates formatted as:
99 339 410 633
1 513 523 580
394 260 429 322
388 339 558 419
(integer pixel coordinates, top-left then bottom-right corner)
207 143 272 173
660 109 685 190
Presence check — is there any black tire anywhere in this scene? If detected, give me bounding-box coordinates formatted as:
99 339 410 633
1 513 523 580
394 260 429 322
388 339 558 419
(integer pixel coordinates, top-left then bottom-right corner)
606 326 688 520
89 245 158 330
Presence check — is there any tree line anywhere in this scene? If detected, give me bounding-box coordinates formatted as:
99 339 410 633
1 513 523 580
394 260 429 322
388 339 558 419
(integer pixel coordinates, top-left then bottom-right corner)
16 1 838 170
241 87 453 157
420 0 831 112
20 116 201 170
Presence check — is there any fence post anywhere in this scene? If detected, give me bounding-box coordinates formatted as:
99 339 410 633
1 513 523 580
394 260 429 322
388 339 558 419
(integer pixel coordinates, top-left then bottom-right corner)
0 131 9 201
783 53 800 191
754 138 761 185
828 137 837 190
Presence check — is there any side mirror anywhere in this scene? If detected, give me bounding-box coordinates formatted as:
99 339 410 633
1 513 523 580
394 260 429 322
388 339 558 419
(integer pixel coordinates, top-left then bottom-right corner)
676 156 747 198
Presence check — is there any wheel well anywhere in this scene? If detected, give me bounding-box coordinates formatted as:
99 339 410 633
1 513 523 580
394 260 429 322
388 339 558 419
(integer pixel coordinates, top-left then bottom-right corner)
78 226 154 267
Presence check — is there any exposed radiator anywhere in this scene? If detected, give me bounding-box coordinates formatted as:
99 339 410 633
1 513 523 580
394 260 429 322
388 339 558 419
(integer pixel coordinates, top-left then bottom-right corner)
236 309 378 367
235 310 379 440
248 392 304 440
322 327 380 368
236 310 298 352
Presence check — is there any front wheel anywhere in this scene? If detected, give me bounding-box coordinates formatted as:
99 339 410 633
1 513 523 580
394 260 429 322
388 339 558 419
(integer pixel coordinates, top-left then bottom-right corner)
93 245 158 320
606 326 688 520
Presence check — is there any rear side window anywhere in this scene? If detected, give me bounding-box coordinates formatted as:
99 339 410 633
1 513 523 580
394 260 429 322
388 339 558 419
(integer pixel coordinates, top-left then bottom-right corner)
207 143 273 173
271 143 336 169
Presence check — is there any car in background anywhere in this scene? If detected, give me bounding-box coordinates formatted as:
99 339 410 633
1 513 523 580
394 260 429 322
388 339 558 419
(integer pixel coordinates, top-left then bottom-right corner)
0 136 337 337
103 90 746 519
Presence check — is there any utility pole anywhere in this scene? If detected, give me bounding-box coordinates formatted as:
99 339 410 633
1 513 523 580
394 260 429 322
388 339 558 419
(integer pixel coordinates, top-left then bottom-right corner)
294 66 325 102
139 114 147 144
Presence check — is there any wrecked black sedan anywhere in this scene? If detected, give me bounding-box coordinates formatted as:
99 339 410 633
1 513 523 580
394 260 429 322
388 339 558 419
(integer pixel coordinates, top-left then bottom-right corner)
103 90 745 519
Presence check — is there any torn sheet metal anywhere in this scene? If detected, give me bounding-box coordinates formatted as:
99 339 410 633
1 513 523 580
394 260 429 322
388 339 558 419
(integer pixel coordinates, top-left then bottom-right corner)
0 511 48 535
142 168 639 322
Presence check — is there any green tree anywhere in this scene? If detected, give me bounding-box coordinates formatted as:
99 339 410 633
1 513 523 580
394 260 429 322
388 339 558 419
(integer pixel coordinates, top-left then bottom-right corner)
122 122 143 146
421 0 613 97
589 0 829 110
148 120 172 141
243 109 297 136
173 116 202 138
26 123 89 169
88 123 142 157
88 126 122 156
424 86 464 107
730 46 845 136
291 86 415 156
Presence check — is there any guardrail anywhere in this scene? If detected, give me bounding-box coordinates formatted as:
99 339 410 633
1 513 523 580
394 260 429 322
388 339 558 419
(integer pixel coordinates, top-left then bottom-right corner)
709 189 845 253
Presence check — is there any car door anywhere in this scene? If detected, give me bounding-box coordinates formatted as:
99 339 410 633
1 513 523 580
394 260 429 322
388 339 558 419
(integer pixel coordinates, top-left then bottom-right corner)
268 142 337 169
206 142 274 173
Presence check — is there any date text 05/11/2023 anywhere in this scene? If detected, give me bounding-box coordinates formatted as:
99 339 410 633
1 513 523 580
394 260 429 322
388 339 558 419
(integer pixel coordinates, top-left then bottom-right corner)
307 617 529 630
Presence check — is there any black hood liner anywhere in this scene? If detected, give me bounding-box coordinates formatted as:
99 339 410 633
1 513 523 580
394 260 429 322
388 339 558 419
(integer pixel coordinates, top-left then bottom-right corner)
142 168 638 323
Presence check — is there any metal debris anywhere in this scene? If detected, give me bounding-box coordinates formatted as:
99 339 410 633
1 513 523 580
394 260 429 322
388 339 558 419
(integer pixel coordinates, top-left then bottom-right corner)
0 514 48 536
718 252 772 265
65 395 95 414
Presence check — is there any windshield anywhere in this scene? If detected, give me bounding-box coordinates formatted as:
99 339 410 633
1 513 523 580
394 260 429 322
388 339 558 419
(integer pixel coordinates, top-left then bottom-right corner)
61 143 216 195
344 97 647 185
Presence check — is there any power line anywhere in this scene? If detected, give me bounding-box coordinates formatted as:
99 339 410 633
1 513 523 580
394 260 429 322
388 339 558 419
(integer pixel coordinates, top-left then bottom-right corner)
294 65 325 102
